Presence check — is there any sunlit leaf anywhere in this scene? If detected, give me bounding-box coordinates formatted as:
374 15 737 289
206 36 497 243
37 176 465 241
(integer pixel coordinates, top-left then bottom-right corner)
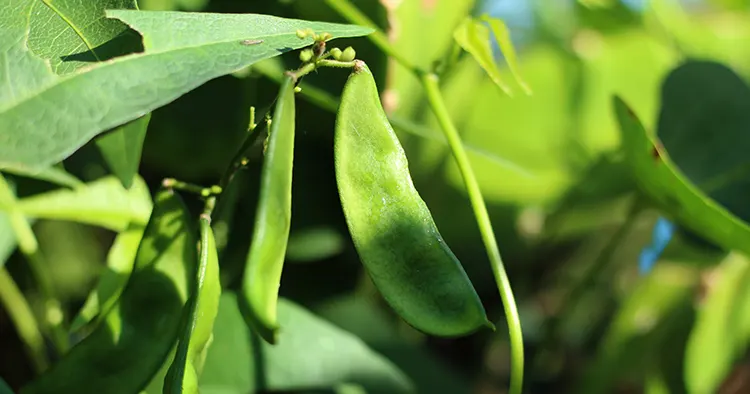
480 14 531 94
685 253 750 394
0 1 373 170
16 175 152 231
453 17 513 96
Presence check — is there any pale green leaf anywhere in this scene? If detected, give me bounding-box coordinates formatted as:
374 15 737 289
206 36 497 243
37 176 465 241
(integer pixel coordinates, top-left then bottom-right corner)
453 17 512 96
16 175 152 231
1 166 84 189
685 253 750 394
480 14 531 95
0 2 373 170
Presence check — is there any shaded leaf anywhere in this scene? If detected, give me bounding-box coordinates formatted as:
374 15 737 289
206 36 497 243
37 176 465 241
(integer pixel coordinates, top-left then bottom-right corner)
0 2 373 170
16 175 152 231
613 96 750 256
95 114 151 189
453 17 513 95
69 224 147 333
0 377 13 394
286 226 345 263
199 292 414 394
577 263 699 394
658 61 750 224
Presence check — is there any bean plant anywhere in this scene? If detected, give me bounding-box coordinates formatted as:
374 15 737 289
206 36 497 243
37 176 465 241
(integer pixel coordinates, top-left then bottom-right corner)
2 1 750 394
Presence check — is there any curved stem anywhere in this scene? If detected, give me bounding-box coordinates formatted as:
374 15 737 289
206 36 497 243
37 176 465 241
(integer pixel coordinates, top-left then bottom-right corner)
0 267 48 373
0 174 68 353
421 73 524 394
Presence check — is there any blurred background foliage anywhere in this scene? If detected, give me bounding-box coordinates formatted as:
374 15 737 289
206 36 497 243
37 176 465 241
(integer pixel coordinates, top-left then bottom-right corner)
3 0 750 393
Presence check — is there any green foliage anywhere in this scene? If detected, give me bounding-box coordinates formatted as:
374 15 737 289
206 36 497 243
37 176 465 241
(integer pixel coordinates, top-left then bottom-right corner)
3 1 750 394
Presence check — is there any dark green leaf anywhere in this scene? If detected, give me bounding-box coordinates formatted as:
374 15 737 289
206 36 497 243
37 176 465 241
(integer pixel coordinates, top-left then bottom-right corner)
0 2 373 170
199 292 414 394
95 114 151 189
0 377 13 394
657 61 750 223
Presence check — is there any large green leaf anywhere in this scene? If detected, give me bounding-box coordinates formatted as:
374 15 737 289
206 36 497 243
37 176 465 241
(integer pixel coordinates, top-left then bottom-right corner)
613 96 750 256
15 175 152 231
0 2 373 170
27 0 152 189
684 252 750 394
199 292 414 394
657 61 750 223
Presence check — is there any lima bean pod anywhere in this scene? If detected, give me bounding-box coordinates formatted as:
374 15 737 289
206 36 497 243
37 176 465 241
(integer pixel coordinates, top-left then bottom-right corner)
334 62 492 337
164 213 221 394
22 189 197 394
240 76 296 344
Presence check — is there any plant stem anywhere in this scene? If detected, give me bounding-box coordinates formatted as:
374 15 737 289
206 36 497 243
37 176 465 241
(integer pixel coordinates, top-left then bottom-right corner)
323 0 419 73
0 174 69 354
422 73 524 394
0 267 48 373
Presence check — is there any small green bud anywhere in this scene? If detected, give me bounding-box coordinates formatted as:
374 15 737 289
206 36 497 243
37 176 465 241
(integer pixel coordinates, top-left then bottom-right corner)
330 48 343 60
296 29 307 39
340 46 356 62
299 49 313 62
294 86 302 93
319 32 333 41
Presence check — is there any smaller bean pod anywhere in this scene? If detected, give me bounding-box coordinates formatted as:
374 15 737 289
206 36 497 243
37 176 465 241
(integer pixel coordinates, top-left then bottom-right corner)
240 76 296 344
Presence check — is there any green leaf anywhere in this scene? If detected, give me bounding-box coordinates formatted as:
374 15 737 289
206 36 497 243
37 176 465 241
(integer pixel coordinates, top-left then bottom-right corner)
68 223 146 333
286 226 345 263
1 166 84 189
16 175 152 231
199 292 414 394
613 96 750 256
95 114 151 189
479 14 531 95
453 17 513 96
21 188 197 394
27 0 142 76
657 61 750 224
0 377 13 394
577 263 699 394
684 252 750 394
0 2 374 170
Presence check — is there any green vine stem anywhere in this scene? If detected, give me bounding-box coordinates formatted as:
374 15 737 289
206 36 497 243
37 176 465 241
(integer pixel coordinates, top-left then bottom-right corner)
0 174 69 354
324 1 525 393
0 267 48 373
422 73 524 394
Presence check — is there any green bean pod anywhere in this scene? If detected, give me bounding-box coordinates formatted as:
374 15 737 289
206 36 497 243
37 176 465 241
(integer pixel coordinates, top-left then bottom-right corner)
240 76 296 344
334 62 491 337
22 189 197 394
164 213 221 394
